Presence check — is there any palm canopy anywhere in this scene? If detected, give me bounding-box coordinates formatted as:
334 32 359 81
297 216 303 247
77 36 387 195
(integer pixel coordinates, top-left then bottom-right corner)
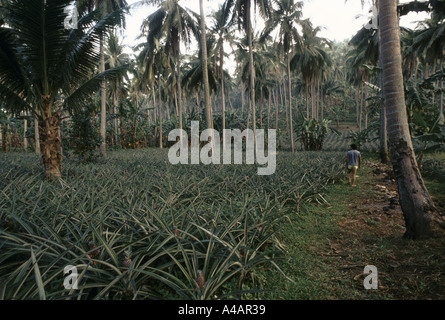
291 20 332 84
412 13 445 63
141 0 199 60
0 0 127 178
224 0 272 32
0 0 127 118
78 0 129 18
182 36 220 96
260 0 303 55
105 30 131 69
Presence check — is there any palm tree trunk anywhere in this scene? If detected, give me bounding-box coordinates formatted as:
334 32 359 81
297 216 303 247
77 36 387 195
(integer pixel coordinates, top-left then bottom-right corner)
440 60 443 117
379 0 442 239
379 104 390 163
311 78 316 120
305 82 309 118
113 85 119 147
247 0 257 150
273 86 279 130
151 82 157 143
7 125 11 151
283 80 288 132
158 84 163 149
241 81 245 113
247 85 251 128
174 91 179 118
100 36 107 157
175 56 183 133
39 110 62 179
355 86 360 128
23 111 28 150
220 40 226 145
316 78 320 120
34 112 41 155
364 82 368 129
267 88 271 129
200 0 213 131
359 82 363 132
287 51 294 152
260 91 264 127
378 24 389 163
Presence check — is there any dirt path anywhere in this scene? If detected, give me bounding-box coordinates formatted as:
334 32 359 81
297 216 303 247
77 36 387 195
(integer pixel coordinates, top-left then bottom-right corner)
324 160 445 299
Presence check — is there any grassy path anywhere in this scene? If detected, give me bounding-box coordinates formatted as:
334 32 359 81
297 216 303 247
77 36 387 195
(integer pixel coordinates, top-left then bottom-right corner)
261 154 445 299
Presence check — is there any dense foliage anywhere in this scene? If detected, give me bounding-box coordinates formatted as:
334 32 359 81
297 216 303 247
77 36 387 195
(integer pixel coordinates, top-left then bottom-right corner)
0 149 345 300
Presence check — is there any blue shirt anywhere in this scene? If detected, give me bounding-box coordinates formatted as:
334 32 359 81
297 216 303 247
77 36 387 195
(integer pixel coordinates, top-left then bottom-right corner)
347 150 361 166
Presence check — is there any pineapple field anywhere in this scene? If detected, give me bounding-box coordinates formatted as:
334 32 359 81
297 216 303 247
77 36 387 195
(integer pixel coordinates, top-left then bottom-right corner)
0 0 444 308
0 149 346 300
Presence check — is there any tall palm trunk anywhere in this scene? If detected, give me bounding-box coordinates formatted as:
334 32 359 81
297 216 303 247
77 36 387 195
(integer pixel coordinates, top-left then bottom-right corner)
200 0 213 132
355 86 360 128
23 111 28 150
158 84 163 149
176 54 183 133
440 60 444 117
378 22 390 163
113 83 119 146
311 78 316 120
220 42 226 144
282 79 288 132
100 36 107 157
359 82 363 132
287 51 294 152
151 81 157 145
247 0 257 151
379 0 442 239
379 104 390 163
364 82 368 129
320 80 323 120
241 81 245 113
305 82 309 118
267 88 271 129
34 113 41 154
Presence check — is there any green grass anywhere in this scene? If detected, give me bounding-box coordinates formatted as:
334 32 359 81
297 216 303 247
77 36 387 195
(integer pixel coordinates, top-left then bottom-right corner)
259 153 445 299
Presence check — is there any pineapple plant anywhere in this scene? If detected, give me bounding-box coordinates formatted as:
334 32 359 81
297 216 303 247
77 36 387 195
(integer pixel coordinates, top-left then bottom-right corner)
121 249 132 272
195 270 205 291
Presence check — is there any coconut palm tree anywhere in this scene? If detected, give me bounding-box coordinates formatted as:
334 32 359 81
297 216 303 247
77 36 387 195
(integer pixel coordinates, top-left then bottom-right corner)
411 10 445 115
135 31 171 148
291 20 331 121
240 34 276 120
379 0 444 239
105 30 130 146
211 4 236 140
141 0 199 138
224 0 272 151
236 32 274 131
77 0 128 157
181 36 219 98
198 0 213 132
0 0 126 179
261 0 303 152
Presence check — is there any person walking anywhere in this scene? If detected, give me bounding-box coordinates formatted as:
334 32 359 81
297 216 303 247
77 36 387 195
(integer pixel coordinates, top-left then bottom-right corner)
346 144 362 187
